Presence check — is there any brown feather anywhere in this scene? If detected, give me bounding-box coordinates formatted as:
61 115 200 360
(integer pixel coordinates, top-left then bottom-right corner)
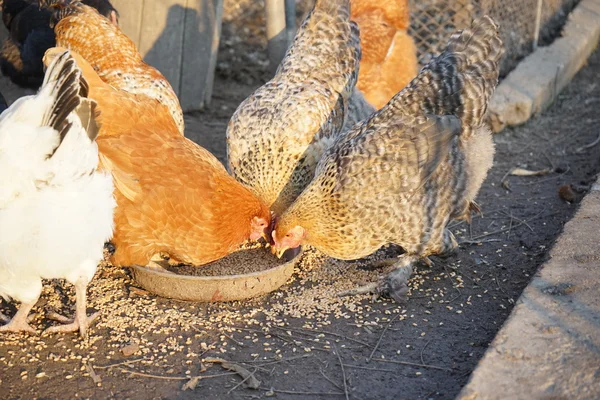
45 47 271 267
42 0 185 135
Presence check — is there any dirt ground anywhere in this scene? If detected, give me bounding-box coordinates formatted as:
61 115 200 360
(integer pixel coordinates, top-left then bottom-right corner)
2 2 600 400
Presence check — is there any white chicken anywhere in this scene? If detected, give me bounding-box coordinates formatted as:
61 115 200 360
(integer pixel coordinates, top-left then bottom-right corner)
0 50 115 338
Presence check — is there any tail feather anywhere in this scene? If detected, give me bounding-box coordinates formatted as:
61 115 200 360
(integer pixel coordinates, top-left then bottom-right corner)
75 99 100 141
387 16 503 135
39 49 94 152
276 0 360 98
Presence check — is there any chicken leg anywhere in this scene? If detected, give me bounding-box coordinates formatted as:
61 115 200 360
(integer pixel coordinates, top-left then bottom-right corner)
337 254 429 303
0 301 37 334
44 278 97 339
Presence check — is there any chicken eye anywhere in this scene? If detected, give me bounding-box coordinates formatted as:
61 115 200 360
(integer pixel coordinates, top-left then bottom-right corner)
285 233 292 238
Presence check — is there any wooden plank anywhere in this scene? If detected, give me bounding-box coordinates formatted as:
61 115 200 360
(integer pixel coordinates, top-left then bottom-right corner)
138 0 186 95
108 0 224 110
179 0 223 110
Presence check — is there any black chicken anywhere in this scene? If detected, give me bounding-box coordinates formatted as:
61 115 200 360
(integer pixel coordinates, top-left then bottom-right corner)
0 0 119 88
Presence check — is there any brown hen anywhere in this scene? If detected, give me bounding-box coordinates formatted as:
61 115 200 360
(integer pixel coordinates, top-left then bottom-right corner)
351 0 419 109
40 0 184 135
43 47 271 268
272 17 503 302
227 0 361 216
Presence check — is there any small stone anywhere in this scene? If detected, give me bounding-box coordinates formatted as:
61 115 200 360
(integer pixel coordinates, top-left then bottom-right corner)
121 343 140 357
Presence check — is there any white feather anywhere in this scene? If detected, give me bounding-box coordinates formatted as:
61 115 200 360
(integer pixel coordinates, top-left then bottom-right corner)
0 66 116 306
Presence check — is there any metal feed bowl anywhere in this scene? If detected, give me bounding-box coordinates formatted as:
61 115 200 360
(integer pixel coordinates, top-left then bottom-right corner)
130 249 301 302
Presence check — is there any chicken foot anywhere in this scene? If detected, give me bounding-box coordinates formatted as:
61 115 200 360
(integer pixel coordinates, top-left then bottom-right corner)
44 278 97 339
338 255 428 303
0 301 37 334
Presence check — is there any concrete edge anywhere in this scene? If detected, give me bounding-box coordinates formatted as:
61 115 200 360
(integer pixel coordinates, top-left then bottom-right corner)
455 178 600 399
488 0 600 133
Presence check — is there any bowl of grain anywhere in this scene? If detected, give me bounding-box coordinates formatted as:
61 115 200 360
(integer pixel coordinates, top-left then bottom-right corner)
130 243 300 302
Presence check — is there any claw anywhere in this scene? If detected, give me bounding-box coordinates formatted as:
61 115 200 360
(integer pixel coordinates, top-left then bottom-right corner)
47 311 72 323
44 278 97 339
469 201 482 216
0 302 37 334
373 258 399 269
0 319 37 334
337 282 379 297
44 312 99 339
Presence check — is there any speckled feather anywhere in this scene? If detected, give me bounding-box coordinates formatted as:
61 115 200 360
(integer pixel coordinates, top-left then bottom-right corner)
42 0 185 135
276 16 503 260
44 48 270 267
226 0 361 215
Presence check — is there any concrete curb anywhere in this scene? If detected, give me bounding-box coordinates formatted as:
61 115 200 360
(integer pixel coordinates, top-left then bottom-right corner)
488 0 600 133
456 176 600 400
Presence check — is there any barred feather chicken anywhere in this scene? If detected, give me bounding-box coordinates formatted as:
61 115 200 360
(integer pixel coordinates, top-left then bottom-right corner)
351 0 419 109
0 50 115 337
0 0 118 89
227 0 361 216
40 0 184 135
272 17 503 302
43 47 271 268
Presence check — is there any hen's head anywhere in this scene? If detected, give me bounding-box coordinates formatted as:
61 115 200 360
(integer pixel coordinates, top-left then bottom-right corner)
249 215 270 242
271 225 306 259
247 201 272 242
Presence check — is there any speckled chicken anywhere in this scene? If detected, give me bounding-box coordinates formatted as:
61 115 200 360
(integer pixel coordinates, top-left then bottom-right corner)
0 50 115 337
43 47 271 269
40 0 184 135
351 0 419 110
0 0 118 89
272 17 503 302
227 0 361 216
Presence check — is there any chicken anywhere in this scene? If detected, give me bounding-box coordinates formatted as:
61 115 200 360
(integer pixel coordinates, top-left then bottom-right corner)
0 0 118 89
43 47 271 268
272 17 503 302
351 0 419 110
40 0 184 135
0 50 115 337
227 0 361 216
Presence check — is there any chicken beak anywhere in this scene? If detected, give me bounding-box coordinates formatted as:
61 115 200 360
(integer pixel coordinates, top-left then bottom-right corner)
270 245 287 259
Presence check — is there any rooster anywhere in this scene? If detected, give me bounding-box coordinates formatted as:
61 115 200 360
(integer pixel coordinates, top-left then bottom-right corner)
0 0 118 89
227 0 361 216
272 17 503 302
43 47 271 269
40 0 185 136
0 50 115 337
351 0 419 110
